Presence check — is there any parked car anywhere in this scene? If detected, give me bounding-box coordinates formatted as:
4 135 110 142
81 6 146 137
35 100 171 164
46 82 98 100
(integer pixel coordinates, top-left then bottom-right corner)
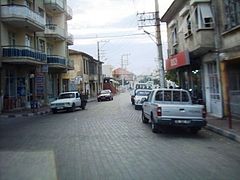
97 90 113 102
142 88 207 134
50 91 86 113
131 83 152 105
134 89 152 110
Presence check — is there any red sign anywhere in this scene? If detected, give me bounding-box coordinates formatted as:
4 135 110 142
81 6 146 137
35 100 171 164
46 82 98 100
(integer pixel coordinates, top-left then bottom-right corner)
165 51 190 70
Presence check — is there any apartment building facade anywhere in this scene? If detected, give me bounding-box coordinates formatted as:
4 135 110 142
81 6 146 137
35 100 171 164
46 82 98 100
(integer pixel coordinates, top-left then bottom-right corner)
161 0 240 118
64 49 104 98
0 0 73 112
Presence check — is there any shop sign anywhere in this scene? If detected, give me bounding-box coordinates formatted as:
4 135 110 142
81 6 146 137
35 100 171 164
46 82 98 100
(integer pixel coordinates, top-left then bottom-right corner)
35 73 44 95
165 51 190 70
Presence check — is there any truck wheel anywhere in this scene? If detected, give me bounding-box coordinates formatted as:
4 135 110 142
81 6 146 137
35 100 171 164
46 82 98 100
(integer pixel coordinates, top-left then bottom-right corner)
151 113 159 133
71 103 75 112
151 123 158 133
52 109 57 114
142 111 149 123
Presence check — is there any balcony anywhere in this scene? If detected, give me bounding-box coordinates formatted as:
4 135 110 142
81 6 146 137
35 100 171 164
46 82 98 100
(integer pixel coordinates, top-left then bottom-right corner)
67 33 73 45
44 0 64 14
89 74 98 81
66 5 73 20
1 5 45 32
45 24 65 41
1 46 47 64
47 55 67 69
185 29 215 57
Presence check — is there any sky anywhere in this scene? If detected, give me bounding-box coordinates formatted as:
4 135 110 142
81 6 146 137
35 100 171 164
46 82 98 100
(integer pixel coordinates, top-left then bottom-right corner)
67 0 174 75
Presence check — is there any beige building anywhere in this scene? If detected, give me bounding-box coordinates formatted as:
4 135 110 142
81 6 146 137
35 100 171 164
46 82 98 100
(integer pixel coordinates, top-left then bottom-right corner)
63 49 103 99
161 0 240 118
0 0 73 112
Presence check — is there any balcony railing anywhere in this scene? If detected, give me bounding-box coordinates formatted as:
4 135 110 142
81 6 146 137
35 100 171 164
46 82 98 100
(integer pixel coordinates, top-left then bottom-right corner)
67 33 73 45
44 0 64 13
66 5 73 20
1 5 45 31
67 59 74 70
47 55 66 66
2 46 47 62
45 24 65 40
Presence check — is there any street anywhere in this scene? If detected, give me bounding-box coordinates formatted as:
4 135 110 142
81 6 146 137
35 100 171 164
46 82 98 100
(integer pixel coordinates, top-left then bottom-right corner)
0 92 240 180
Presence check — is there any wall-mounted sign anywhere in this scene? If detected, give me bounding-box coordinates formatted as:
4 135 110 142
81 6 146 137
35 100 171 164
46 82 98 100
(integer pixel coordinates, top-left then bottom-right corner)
165 50 190 70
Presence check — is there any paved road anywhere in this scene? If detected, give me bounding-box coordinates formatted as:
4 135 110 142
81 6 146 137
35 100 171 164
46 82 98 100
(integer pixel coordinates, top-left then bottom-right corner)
1 92 240 180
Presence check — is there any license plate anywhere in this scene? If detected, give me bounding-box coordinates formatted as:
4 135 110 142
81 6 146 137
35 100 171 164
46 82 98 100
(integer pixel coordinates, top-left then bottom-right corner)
57 107 64 109
175 120 191 124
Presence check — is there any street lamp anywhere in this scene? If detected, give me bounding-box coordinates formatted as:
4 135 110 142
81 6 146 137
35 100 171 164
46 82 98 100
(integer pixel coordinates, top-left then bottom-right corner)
143 29 165 88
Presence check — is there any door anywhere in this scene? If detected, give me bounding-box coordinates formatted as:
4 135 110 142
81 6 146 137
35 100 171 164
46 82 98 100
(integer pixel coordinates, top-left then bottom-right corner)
206 62 223 117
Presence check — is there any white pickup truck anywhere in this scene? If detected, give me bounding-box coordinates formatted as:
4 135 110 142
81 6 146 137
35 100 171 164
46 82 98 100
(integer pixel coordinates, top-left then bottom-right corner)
142 88 207 134
50 91 87 113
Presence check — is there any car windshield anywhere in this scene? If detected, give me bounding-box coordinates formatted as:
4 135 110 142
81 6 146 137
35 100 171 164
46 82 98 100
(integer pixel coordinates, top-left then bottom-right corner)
58 93 75 99
136 91 151 96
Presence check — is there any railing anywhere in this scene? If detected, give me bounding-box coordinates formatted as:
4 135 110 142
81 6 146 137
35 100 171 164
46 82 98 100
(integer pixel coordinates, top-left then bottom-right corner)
44 0 64 10
47 55 66 66
66 5 73 20
1 5 45 27
2 46 47 62
67 59 74 69
67 33 73 44
45 24 65 39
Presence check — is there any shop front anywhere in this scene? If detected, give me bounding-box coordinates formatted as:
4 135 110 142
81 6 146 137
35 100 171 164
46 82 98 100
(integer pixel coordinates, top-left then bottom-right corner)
166 51 203 103
2 65 45 111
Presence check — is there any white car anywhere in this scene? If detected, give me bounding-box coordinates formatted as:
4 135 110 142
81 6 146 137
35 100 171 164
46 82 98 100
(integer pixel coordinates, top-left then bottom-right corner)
134 89 152 110
50 91 82 113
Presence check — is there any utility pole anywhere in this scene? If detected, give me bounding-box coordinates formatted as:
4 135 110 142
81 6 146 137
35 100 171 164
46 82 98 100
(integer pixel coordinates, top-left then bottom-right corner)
121 54 130 88
97 40 109 91
137 0 165 88
155 0 165 88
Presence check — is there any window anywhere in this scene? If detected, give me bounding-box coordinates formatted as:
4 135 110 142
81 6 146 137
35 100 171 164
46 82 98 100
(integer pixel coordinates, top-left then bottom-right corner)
173 91 180 102
195 3 214 29
38 7 44 17
224 0 240 30
184 14 192 37
25 34 32 47
39 39 45 52
172 27 178 45
181 91 189 102
8 32 16 46
164 91 172 101
47 43 53 55
155 90 163 101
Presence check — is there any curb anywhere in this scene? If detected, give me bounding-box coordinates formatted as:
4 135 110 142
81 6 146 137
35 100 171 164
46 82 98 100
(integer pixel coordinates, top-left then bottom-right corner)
205 124 240 143
0 110 51 119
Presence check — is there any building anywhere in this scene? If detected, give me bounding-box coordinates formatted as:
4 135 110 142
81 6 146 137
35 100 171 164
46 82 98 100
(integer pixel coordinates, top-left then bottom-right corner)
64 49 103 98
161 0 240 118
112 67 135 88
0 0 73 112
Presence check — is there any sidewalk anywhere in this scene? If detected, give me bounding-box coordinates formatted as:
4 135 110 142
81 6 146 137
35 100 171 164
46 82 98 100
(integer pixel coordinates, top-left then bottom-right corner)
205 116 240 143
0 101 239 143
0 97 97 119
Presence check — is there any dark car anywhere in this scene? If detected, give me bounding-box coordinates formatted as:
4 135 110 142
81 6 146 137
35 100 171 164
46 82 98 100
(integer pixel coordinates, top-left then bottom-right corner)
97 90 113 102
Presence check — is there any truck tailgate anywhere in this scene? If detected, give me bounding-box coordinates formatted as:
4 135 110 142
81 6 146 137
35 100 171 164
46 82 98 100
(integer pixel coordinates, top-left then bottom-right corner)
161 104 204 119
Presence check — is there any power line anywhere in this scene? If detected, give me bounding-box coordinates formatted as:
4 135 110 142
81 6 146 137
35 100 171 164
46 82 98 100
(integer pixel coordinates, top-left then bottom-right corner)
74 32 146 40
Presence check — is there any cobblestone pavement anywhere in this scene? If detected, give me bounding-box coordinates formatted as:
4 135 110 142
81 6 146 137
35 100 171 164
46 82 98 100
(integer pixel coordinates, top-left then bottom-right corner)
1 92 240 180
